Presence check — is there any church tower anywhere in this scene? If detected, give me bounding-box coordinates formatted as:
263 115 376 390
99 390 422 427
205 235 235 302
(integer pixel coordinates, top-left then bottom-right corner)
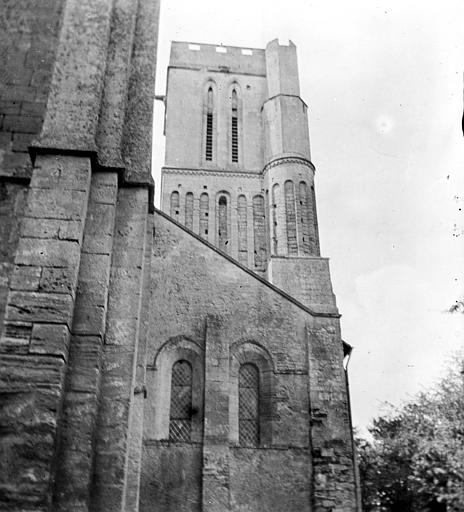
161 39 337 314
0 1 359 508
153 40 359 511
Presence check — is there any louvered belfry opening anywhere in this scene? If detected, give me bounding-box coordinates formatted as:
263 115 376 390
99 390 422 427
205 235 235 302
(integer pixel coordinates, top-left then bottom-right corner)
205 87 213 161
239 363 260 446
231 88 238 162
169 360 193 442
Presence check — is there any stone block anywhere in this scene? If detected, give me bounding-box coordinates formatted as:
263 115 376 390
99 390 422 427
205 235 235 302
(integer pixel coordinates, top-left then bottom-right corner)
104 317 138 346
24 188 88 221
30 323 70 359
12 132 34 152
67 336 102 392
0 132 12 149
10 265 41 291
82 203 115 254
30 155 91 192
20 217 82 242
0 100 21 115
39 266 79 295
0 84 37 102
20 101 47 116
72 300 106 336
6 291 74 326
0 353 66 391
1 151 32 173
0 321 33 350
58 220 82 242
3 114 43 133
15 238 80 268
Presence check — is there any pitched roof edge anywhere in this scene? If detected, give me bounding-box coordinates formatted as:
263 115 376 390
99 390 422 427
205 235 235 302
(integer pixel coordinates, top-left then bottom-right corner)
153 207 341 319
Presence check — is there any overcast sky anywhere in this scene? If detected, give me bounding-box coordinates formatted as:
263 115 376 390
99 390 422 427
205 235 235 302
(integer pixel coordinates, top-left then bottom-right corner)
152 0 464 434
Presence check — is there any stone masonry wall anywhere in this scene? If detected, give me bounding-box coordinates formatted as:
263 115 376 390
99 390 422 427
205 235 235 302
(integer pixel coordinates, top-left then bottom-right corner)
0 0 64 351
0 0 63 180
0 1 160 511
0 154 92 510
139 210 358 512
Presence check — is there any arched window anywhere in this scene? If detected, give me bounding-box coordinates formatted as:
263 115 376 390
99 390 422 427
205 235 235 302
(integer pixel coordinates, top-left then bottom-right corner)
169 360 193 442
229 342 274 446
185 192 193 230
237 194 248 265
218 194 229 252
170 191 180 220
311 184 320 256
239 363 260 446
252 194 267 270
205 87 214 161
200 192 209 238
284 180 298 255
271 183 280 254
231 88 239 163
299 181 311 255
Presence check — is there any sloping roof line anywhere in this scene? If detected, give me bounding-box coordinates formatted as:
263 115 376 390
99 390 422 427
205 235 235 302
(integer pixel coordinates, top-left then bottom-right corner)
154 207 341 319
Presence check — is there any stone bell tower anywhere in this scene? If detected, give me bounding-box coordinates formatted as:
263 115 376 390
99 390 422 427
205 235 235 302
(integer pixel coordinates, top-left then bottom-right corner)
161 38 337 314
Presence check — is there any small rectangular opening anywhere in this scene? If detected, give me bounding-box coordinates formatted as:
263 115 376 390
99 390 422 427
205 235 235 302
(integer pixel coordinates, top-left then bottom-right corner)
241 49 253 56
216 46 227 53
189 44 200 51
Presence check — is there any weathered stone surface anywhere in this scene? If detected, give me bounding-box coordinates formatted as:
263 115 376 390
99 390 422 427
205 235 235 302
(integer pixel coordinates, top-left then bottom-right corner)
10 265 41 291
0 0 63 180
92 187 148 512
30 323 70 358
39 266 79 295
82 203 115 255
6 291 74 326
0 183 28 329
0 321 33 351
24 188 88 221
140 444 202 512
53 171 117 512
30 156 92 192
37 0 114 152
229 448 312 512
122 0 160 183
0 354 66 510
15 238 80 268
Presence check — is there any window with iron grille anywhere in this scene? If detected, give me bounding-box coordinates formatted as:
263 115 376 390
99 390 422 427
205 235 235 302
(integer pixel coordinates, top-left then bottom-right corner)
169 360 193 442
239 363 260 446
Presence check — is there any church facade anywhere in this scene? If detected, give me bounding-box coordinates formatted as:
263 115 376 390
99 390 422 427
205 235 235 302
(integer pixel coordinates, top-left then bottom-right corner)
0 2 359 511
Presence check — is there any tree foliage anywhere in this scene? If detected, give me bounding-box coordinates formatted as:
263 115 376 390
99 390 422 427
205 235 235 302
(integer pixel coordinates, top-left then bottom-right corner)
356 354 464 512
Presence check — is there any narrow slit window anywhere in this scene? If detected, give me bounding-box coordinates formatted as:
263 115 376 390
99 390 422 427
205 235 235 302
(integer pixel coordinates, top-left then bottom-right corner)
231 89 238 163
205 87 213 161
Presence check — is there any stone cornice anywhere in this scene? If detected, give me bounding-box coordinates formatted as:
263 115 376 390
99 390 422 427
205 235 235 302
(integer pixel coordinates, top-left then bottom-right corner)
162 167 261 179
263 156 315 174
